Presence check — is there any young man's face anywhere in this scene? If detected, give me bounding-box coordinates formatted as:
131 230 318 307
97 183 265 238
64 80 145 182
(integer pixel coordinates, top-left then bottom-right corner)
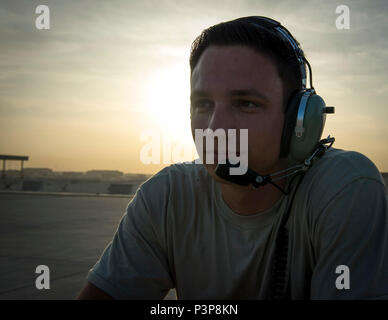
190 45 285 183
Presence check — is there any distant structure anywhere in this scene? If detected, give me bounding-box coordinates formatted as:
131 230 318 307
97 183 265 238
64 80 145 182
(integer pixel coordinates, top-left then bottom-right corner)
0 155 29 178
124 173 151 180
58 171 85 179
86 170 123 180
24 168 53 177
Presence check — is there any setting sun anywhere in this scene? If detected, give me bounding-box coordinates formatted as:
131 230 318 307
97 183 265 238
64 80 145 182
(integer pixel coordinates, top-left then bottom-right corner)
143 63 191 136
140 63 197 164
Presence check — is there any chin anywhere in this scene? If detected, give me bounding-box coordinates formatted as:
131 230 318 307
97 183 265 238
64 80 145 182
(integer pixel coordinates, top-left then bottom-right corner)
203 162 242 186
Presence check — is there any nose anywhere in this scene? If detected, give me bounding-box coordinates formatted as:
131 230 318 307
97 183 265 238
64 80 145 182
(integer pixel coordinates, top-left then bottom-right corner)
207 103 234 132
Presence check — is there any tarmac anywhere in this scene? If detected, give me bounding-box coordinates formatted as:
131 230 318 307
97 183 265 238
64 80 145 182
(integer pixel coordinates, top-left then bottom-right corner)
0 192 177 300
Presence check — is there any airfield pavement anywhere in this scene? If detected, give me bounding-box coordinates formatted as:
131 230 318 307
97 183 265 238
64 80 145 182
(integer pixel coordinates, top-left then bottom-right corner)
0 192 177 300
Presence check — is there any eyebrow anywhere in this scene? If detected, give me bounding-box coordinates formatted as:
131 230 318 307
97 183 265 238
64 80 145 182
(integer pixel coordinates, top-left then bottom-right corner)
190 89 270 102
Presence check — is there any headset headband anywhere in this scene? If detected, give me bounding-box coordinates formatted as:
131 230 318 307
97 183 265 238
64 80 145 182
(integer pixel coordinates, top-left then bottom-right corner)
247 16 309 90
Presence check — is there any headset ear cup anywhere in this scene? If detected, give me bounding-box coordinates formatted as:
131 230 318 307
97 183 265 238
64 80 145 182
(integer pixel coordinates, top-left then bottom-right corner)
289 93 327 161
279 90 303 158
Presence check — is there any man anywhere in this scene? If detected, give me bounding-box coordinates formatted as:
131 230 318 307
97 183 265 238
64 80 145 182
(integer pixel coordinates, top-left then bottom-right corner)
78 16 388 299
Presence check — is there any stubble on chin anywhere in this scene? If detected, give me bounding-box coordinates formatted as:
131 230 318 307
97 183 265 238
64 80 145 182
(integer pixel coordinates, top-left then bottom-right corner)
203 163 240 186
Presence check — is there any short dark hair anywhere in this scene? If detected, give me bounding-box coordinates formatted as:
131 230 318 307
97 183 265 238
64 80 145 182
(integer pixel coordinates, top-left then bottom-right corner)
189 17 306 111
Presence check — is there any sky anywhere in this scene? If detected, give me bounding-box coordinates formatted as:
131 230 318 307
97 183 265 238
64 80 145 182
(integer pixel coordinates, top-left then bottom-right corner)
0 0 387 174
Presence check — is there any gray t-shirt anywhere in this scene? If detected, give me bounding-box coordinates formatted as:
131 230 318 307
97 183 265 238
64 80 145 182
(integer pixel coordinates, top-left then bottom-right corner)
87 148 388 299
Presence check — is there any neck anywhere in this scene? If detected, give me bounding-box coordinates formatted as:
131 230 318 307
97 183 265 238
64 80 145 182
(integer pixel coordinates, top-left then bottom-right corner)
220 179 286 215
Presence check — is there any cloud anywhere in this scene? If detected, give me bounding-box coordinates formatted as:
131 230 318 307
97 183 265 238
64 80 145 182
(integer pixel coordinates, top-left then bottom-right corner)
0 0 387 170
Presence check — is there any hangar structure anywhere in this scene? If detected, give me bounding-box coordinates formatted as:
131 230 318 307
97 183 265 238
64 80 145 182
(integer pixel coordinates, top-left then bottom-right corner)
0 154 29 179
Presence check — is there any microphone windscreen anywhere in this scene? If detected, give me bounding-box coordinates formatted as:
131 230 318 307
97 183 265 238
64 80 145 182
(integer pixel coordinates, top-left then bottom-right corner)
215 163 252 186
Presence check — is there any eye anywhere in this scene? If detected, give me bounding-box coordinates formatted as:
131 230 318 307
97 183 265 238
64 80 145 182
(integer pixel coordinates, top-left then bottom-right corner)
236 100 260 110
191 99 213 112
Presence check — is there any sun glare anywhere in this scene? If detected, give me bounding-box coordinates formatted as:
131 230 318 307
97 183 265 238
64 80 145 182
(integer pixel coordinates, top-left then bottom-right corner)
142 63 197 162
144 64 191 133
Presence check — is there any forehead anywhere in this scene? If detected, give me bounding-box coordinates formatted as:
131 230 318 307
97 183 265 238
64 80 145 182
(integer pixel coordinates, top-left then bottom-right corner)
191 45 282 94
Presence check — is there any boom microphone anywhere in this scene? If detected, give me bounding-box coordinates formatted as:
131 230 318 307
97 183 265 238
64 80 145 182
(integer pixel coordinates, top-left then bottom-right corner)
215 136 335 193
215 161 272 188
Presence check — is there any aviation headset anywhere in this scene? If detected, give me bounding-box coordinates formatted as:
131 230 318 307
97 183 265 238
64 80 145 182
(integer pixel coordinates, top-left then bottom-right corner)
241 16 335 162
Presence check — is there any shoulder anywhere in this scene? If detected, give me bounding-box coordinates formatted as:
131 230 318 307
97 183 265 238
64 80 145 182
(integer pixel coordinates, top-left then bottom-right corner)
295 147 387 221
125 161 211 237
302 147 385 199
135 160 212 208
309 147 383 181
139 160 210 191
